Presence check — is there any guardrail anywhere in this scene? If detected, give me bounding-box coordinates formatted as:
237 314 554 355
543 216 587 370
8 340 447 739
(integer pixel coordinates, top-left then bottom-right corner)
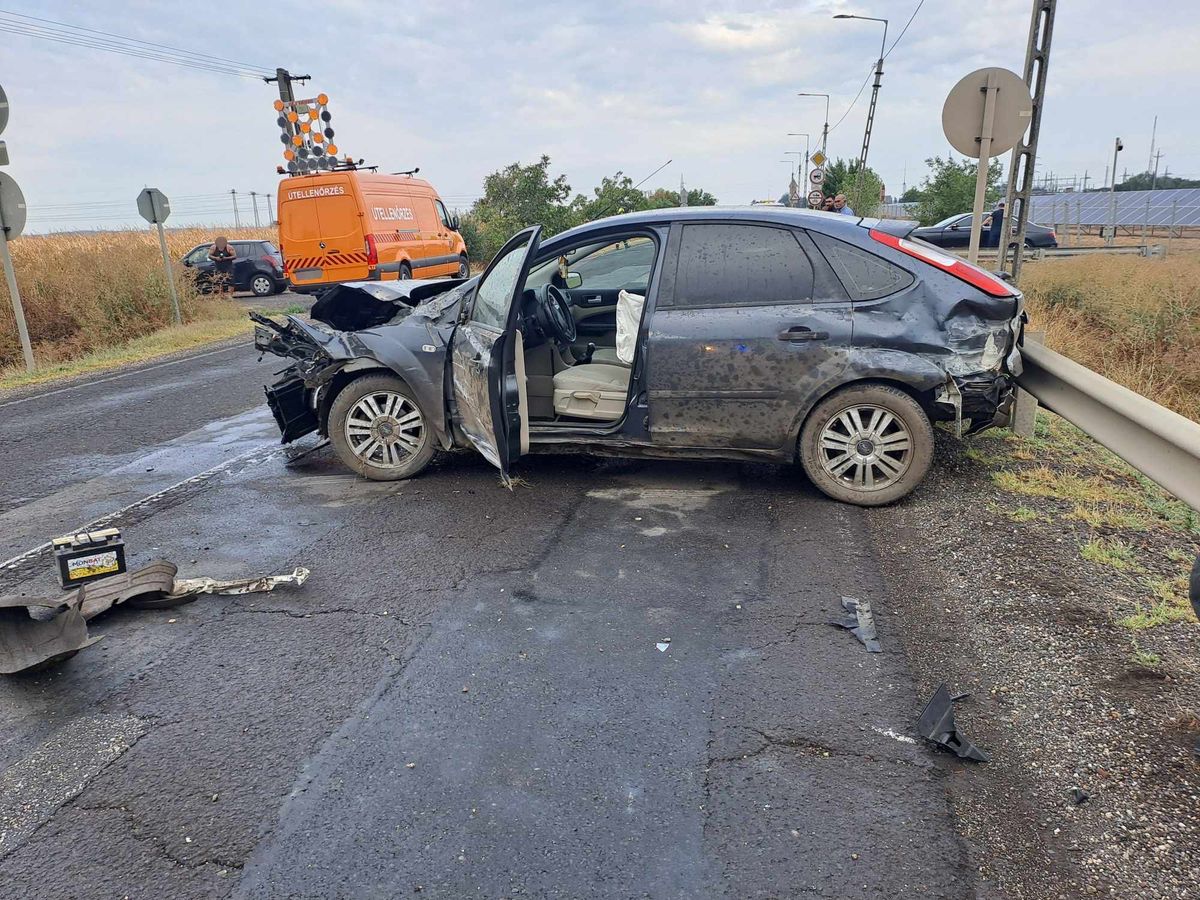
1016 341 1200 511
973 244 1163 261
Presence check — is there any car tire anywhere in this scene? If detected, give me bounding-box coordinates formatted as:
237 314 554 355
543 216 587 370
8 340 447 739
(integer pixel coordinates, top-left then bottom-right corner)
398 262 412 281
328 374 435 481
455 255 470 279
799 383 934 507
250 274 275 297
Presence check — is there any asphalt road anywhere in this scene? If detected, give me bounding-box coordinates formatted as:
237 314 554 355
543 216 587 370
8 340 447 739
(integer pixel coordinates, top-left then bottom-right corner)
0 339 972 898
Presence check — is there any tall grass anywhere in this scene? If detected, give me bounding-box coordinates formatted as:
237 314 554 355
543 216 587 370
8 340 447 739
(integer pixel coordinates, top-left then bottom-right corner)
0 226 274 369
1019 253 1200 421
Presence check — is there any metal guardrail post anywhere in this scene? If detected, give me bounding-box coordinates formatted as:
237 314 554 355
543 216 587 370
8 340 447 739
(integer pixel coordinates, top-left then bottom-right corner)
1012 330 1045 437
1017 342 1200 510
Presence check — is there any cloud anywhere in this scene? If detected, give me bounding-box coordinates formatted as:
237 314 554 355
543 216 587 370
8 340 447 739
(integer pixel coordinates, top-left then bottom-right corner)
2 0 1196 232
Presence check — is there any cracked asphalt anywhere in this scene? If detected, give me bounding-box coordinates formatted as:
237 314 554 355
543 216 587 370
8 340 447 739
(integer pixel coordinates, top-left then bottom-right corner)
0 344 973 898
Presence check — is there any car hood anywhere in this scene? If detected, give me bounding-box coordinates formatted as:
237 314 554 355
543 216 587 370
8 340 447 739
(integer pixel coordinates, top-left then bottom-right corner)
309 277 471 331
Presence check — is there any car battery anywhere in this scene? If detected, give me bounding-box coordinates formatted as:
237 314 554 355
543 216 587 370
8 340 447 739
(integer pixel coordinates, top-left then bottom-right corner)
52 528 127 589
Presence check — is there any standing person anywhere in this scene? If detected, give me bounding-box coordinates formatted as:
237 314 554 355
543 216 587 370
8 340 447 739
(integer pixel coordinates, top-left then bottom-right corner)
822 196 836 212
986 199 1005 248
833 194 855 216
207 237 236 294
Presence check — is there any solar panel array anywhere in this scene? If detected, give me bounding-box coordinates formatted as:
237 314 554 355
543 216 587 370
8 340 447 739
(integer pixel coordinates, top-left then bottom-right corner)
879 188 1199 228
1028 188 1200 228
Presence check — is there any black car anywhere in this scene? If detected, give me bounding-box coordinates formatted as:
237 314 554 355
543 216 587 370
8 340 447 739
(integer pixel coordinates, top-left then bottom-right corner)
252 207 1024 506
181 240 288 297
910 213 1058 250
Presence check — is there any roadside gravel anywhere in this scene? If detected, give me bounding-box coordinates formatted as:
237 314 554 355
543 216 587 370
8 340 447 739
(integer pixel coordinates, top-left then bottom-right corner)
868 421 1198 898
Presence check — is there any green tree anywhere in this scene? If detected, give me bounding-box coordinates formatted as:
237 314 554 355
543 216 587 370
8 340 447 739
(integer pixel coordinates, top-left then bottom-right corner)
900 186 925 203
570 172 648 223
913 155 1003 226
683 187 718 206
470 155 574 259
1114 171 1200 191
818 157 884 217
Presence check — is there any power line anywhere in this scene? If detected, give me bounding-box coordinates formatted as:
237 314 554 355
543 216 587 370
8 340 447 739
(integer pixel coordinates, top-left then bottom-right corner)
883 0 925 60
828 0 924 137
0 12 272 78
0 9 271 70
828 64 876 133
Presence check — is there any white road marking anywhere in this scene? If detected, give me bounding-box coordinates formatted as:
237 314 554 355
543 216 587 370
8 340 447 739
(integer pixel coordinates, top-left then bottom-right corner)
872 726 918 745
0 442 281 572
0 714 147 855
0 344 242 411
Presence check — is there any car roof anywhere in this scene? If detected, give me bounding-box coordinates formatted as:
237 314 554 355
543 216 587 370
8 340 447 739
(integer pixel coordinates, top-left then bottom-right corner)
552 205 875 243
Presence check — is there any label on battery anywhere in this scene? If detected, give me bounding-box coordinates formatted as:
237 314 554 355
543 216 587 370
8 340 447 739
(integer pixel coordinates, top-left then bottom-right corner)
66 551 120 580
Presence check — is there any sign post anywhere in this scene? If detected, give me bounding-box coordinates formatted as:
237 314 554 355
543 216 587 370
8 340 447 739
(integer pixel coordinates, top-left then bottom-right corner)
0 84 34 373
942 67 1033 265
137 188 181 326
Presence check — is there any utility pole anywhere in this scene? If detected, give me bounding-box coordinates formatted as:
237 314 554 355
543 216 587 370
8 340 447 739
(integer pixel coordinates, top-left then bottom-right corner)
1082 169 1089 191
1147 115 1157 174
1151 150 1163 190
266 192 273 226
679 174 687 207
231 189 241 228
1002 0 1056 281
265 68 311 141
249 191 261 227
1106 137 1123 246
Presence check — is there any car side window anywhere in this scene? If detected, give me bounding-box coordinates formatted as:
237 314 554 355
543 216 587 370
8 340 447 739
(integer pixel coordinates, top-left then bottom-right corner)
434 199 451 229
471 233 532 329
186 247 210 264
808 232 915 302
672 223 813 308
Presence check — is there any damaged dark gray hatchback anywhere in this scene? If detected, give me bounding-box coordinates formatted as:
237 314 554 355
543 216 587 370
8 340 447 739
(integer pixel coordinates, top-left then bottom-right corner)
252 207 1023 506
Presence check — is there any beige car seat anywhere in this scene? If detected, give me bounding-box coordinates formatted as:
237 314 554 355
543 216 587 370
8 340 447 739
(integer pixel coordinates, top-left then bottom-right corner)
553 290 644 420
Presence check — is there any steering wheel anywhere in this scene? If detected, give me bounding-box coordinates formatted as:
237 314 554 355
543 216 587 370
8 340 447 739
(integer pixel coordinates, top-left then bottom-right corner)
537 284 577 346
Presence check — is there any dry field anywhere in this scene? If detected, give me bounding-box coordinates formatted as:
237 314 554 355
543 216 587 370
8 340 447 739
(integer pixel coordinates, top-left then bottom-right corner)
0 226 275 371
1018 251 1200 421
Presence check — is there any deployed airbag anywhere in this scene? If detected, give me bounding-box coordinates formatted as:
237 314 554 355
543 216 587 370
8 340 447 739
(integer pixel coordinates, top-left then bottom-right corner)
615 290 645 365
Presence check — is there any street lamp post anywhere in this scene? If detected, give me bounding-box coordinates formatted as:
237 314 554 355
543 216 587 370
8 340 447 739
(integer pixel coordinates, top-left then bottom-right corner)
797 93 830 158
787 133 811 173
834 13 888 187
1107 137 1123 246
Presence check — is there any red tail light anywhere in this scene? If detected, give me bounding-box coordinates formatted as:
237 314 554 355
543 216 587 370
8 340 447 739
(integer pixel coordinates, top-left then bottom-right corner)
260 254 280 270
365 234 378 267
869 228 1016 297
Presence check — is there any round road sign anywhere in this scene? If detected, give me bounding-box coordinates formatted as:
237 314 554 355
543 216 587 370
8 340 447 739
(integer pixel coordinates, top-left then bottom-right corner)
808 168 824 186
0 171 27 238
0 84 8 136
942 67 1032 158
807 190 824 207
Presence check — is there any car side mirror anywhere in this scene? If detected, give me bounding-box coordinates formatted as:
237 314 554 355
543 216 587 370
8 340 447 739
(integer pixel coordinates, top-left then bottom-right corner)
183 260 192 267
949 224 960 230
450 213 461 231
565 271 583 289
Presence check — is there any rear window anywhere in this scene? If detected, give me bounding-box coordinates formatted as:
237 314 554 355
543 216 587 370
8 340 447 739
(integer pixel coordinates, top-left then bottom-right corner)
672 223 814 308
809 232 914 301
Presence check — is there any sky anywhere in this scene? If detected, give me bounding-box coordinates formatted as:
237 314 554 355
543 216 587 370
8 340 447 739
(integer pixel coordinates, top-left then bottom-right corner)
2 0 1198 233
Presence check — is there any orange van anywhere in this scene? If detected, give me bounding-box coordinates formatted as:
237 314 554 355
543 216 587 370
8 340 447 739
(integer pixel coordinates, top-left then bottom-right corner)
277 171 468 291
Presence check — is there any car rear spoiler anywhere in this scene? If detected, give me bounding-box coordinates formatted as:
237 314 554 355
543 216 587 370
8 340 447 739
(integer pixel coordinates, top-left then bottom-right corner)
857 217 917 239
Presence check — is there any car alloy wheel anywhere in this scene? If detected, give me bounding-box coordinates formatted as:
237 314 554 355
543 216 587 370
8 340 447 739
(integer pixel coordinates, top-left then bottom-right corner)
251 275 274 296
343 390 425 469
817 403 913 492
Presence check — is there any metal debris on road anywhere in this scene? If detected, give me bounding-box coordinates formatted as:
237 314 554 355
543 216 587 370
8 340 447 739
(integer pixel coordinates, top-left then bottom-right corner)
0 561 311 675
166 566 310 600
916 683 991 763
829 596 882 652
